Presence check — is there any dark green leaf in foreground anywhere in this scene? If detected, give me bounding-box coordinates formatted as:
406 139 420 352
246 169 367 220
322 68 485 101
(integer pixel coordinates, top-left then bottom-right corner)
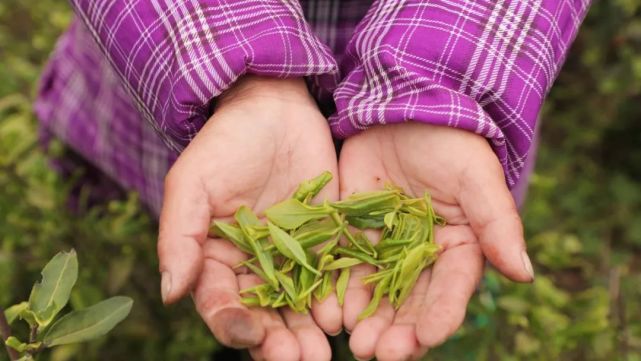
43 296 133 347
28 249 78 326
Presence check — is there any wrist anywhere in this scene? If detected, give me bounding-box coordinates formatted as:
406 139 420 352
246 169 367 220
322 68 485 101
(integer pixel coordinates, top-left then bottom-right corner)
216 75 314 110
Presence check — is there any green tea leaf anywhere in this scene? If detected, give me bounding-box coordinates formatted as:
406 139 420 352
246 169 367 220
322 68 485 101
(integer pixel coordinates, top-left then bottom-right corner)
265 199 333 230
240 260 270 285
271 292 287 308
268 222 320 275
359 273 392 320
255 285 273 307
388 255 406 305
332 190 401 216
324 257 363 271
240 284 273 307
345 215 385 229
314 272 333 302
235 206 262 228
4 337 41 353
275 271 297 301
375 238 412 252
29 249 78 327
211 221 253 254
4 301 28 325
394 244 440 306
43 296 133 347
292 218 341 248
297 262 315 295
241 297 260 307
18 308 38 327
336 268 350 306
235 206 267 242
354 232 377 257
362 269 394 285
297 278 323 303
5 336 27 352
384 211 397 229
250 240 278 289
335 247 380 267
317 254 335 271
292 171 333 202
280 259 296 274
317 236 339 258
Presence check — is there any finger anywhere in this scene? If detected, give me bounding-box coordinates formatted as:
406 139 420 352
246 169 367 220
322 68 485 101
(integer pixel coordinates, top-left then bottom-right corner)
342 263 377 332
239 275 301 361
374 270 430 361
459 157 534 282
192 259 265 348
158 171 210 304
202 238 249 272
349 299 395 361
282 308 332 361
416 226 484 347
311 285 343 336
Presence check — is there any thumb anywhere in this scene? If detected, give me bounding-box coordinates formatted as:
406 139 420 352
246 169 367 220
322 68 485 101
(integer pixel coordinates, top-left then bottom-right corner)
157 171 210 304
458 156 534 283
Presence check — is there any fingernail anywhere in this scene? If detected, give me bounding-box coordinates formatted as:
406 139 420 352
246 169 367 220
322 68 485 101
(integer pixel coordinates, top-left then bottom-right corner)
327 328 342 337
354 356 370 361
521 251 534 281
161 271 172 303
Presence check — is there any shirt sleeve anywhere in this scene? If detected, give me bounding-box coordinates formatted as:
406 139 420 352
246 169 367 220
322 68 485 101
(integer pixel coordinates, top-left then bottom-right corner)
69 0 338 152
329 0 591 187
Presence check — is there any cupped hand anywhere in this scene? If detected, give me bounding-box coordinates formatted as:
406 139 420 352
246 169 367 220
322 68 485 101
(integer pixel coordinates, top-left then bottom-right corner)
157 76 341 361
338 123 534 361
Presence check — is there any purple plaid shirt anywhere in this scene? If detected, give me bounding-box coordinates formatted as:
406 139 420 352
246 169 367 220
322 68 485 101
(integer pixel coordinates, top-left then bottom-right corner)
35 0 590 215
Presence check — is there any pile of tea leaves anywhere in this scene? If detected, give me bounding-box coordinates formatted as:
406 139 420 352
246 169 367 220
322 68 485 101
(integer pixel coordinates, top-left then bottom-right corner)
209 171 443 319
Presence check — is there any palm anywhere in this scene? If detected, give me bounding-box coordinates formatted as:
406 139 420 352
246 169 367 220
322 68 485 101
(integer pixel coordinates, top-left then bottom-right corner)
193 100 338 216
158 77 339 361
338 123 531 360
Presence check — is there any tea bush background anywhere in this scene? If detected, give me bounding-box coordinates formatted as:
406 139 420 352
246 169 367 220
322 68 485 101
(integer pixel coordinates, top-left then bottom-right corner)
1 1 640 360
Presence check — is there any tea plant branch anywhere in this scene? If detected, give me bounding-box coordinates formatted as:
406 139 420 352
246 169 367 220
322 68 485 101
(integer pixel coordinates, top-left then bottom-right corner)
2 251 133 359
0 306 20 361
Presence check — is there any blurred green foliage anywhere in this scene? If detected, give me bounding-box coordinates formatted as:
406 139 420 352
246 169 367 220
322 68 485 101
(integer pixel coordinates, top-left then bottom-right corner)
1 1 640 360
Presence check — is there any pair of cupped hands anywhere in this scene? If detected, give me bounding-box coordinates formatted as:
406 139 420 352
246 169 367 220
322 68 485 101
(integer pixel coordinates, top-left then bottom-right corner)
157 76 534 361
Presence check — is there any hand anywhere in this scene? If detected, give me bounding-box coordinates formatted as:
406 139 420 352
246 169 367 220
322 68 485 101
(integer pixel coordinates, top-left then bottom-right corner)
157 76 341 361
338 123 534 361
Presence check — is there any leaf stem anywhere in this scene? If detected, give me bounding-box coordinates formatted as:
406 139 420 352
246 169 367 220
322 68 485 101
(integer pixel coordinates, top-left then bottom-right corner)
29 325 38 344
0 306 20 361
